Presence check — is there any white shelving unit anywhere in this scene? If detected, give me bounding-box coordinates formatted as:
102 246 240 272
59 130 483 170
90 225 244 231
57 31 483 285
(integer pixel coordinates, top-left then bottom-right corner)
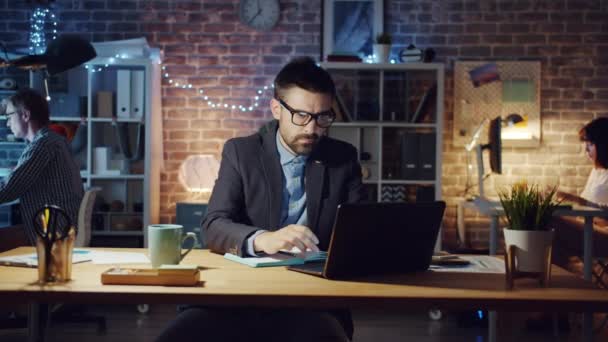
322 62 444 248
30 55 162 247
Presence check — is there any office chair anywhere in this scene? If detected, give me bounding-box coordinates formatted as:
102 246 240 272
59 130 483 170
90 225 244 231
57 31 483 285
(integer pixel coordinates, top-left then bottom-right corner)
75 187 101 248
51 187 106 334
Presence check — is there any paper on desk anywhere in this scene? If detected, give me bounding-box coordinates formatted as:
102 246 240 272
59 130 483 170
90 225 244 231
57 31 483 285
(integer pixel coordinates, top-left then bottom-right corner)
0 249 92 268
89 251 150 264
430 255 505 274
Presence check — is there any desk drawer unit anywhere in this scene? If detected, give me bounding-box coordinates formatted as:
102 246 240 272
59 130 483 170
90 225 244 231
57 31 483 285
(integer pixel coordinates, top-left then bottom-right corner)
176 202 207 248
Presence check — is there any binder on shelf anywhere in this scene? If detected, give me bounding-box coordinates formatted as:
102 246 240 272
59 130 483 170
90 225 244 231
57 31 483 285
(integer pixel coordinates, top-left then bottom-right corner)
410 83 437 123
399 133 436 180
93 147 111 174
332 93 351 122
418 133 436 180
400 133 419 179
130 70 145 120
116 70 131 118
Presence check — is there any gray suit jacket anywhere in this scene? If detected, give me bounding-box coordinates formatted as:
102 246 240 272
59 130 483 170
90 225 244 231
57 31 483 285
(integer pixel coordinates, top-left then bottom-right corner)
203 120 366 255
201 120 365 339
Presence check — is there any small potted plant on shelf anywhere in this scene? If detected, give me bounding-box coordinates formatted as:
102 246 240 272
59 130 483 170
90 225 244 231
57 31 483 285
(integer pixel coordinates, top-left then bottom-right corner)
373 32 392 63
498 181 560 286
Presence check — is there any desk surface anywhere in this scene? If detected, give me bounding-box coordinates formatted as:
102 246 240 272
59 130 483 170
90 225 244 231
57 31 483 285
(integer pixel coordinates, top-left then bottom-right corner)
0 247 606 312
472 197 608 217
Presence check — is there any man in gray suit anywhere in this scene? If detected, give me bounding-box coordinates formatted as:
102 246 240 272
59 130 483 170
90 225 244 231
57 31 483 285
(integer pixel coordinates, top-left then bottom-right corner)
156 57 365 342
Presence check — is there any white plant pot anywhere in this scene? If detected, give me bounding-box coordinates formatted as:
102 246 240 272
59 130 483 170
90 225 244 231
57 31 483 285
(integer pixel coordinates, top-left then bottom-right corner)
373 44 391 63
503 228 554 273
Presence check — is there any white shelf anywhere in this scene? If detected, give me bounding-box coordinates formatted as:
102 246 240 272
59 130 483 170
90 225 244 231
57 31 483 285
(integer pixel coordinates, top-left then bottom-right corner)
323 62 444 251
92 231 143 237
94 211 143 216
90 174 145 180
381 180 437 185
49 116 144 123
89 117 144 123
332 122 437 128
26 55 162 247
321 62 444 71
50 116 82 122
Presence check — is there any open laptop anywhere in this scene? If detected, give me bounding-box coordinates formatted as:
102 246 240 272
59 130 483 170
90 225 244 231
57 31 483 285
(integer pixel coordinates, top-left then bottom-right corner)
288 201 446 279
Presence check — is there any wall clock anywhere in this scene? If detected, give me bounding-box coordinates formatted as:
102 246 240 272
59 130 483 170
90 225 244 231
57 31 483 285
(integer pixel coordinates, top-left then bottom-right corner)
239 0 280 31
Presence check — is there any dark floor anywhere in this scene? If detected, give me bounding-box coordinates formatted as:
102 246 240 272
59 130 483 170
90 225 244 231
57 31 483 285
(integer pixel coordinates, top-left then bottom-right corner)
0 305 606 341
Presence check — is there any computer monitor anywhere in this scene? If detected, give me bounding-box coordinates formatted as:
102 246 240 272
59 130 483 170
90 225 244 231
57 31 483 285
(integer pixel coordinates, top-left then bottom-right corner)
476 116 502 198
487 117 502 174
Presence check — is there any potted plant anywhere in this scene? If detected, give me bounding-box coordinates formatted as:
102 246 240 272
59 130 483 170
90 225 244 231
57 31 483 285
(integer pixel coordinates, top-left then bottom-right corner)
373 32 392 63
498 181 560 276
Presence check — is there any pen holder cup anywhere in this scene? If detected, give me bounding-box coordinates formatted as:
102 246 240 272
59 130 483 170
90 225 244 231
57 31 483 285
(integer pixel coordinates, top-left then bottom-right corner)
35 233 76 283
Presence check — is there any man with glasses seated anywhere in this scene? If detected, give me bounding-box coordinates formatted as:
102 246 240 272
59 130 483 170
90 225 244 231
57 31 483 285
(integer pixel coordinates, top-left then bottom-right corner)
156 57 365 342
0 88 83 247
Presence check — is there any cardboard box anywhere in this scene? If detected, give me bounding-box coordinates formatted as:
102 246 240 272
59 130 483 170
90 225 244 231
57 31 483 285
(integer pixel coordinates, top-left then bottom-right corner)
96 91 114 118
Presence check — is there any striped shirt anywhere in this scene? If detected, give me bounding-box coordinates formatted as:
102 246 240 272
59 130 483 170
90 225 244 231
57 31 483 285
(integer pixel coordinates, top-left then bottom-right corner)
0 127 84 244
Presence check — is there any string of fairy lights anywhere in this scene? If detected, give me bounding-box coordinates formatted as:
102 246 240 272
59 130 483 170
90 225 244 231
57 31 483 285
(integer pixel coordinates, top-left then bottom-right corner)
27 6 395 111
29 7 57 55
160 65 271 112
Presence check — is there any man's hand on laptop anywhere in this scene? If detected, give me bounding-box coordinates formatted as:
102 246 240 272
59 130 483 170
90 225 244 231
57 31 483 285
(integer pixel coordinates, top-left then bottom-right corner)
253 225 320 255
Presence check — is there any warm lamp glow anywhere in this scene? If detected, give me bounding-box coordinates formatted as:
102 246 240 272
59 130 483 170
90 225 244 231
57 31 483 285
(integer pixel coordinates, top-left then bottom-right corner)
178 154 220 193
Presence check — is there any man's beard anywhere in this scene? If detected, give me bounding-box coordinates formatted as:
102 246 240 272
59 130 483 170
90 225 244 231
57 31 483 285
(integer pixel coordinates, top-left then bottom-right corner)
287 133 320 155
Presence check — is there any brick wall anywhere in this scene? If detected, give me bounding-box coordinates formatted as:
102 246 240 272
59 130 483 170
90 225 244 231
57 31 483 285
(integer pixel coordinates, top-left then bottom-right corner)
1 0 607 249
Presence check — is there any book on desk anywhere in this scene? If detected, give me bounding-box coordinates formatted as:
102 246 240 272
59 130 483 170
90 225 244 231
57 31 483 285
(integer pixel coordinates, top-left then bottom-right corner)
224 250 327 268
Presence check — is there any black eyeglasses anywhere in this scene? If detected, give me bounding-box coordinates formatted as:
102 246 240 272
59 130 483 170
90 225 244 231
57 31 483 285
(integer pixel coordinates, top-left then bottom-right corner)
277 98 335 128
3 111 18 118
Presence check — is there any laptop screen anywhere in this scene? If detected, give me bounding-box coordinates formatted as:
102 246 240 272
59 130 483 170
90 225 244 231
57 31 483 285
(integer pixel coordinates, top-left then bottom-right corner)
323 201 446 279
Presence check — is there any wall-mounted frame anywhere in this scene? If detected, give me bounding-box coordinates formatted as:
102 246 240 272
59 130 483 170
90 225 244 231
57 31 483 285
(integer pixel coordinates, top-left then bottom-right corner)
453 61 541 148
322 0 383 61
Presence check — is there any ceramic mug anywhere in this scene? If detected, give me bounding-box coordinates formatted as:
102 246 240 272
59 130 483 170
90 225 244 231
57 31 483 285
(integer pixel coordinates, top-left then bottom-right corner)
148 224 197 268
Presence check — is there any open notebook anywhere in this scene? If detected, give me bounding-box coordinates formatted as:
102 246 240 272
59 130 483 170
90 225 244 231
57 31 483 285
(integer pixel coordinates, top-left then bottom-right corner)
224 250 327 268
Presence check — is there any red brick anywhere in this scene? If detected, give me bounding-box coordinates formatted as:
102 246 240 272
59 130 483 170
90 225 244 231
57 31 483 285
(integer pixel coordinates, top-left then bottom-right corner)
515 35 546 44
459 46 491 57
561 112 595 121
203 130 235 140
585 78 608 88
188 141 221 152
562 90 595 100
585 101 608 111
194 56 220 66
191 119 221 130
204 23 236 33
532 23 564 33
481 35 512 44
164 118 190 129
187 33 221 44
548 35 583 44
561 67 594 78
499 24 529 33
197 45 229 55
466 23 497 33
559 46 594 56
162 98 187 107
586 13 608 22
492 46 525 56
169 131 201 140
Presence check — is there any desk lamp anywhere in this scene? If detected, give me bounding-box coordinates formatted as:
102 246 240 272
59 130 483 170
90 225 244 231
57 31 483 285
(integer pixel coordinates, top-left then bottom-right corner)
464 118 488 199
0 34 96 100
178 154 220 202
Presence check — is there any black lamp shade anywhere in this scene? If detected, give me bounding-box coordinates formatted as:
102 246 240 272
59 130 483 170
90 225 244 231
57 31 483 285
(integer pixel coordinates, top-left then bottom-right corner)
44 35 97 75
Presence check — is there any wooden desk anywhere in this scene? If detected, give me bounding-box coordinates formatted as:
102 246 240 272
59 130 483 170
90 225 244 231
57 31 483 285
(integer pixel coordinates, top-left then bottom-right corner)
0 247 606 341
